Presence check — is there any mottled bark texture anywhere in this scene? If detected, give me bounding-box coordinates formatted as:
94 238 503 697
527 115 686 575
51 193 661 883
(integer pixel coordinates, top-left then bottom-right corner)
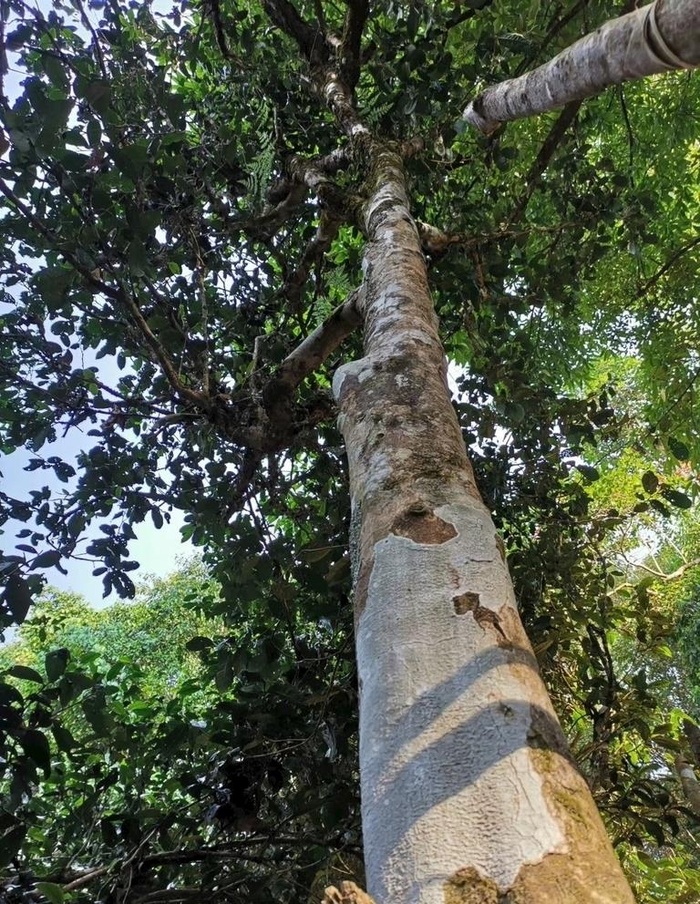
464 0 700 134
332 144 637 903
675 755 700 817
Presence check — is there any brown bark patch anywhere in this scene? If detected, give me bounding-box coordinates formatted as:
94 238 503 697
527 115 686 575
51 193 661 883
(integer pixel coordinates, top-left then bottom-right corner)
447 842 635 902
321 881 375 904
353 561 372 621
500 847 634 902
452 591 481 615
516 748 637 902
453 595 514 650
444 867 501 904
494 533 507 563
391 508 457 544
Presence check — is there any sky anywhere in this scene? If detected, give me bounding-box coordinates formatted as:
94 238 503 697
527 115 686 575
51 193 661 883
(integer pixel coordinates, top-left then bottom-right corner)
1 440 189 605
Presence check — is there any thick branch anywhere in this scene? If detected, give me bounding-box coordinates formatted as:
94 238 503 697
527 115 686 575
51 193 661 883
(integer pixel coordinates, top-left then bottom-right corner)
340 0 370 90
623 555 700 581
247 181 309 240
322 882 376 904
464 0 700 134
315 65 369 140
268 288 364 396
415 219 586 257
263 0 327 62
684 720 700 766
675 755 700 817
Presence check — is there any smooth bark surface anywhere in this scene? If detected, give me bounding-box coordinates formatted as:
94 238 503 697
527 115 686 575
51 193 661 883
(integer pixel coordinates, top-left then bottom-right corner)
333 145 636 904
464 0 700 134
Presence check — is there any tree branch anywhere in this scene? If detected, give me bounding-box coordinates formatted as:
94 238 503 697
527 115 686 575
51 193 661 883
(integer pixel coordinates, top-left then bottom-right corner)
340 0 370 90
263 0 326 62
267 287 364 397
675 754 700 817
323 881 376 904
508 100 582 222
278 211 344 314
415 219 588 257
118 288 207 407
463 0 700 134
636 235 700 298
622 554 700 581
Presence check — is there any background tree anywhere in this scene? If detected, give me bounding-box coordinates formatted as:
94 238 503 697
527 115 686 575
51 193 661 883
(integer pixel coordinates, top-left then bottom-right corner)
1 0 699 902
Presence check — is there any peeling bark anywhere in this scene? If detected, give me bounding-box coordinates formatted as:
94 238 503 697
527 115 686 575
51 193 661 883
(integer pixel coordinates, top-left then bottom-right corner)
464 0 700 134
333 144 636 903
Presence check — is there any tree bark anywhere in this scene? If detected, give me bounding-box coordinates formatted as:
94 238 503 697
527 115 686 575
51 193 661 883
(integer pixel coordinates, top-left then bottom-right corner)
464 0 700 134
675 754 700 818
684 718 700 765
332 143 636 903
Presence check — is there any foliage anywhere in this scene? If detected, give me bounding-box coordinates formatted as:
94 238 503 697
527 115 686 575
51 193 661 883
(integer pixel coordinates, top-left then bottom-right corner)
1 562 359 902
0 0 699 900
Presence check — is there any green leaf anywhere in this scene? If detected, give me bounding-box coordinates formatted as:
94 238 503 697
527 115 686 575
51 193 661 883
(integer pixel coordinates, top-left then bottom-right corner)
51 723 76 752
0 823 27 868
87 119 102 147
504 401 525 424
668 437 690 461
74 76 111 112
20 728 52 776
186 635 214 651
649 499 671 518
35 883 65 904
45 648 70 682
31 550 62 570
82 693 109 736
0 681 24 706
662 488 692 510
42 55 70 90
576 464 600 482
641 471 659 494
3 573 33 623
6 664 43 684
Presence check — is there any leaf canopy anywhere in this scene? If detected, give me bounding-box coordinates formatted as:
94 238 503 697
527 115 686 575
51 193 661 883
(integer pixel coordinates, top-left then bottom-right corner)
0 0 699 899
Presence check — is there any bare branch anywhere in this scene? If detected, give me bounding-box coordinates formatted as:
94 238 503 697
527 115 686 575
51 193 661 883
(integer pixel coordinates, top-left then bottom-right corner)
340 0 370 90
415 219 589 257
322 881 376 904
268 288 364 396
621 554 700 581
278 211 344 314
675 755 700 817
463 0 700 134
263 0 326 62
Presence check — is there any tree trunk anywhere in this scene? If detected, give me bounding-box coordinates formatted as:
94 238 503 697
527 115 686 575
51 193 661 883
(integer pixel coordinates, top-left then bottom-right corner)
675 754 700 818
332 143 636 903
464 0 700 134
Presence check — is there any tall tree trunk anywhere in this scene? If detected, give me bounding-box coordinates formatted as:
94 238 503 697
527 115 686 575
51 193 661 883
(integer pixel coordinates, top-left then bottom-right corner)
675 754 700 818
464 0 700 134
332 144 637 903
